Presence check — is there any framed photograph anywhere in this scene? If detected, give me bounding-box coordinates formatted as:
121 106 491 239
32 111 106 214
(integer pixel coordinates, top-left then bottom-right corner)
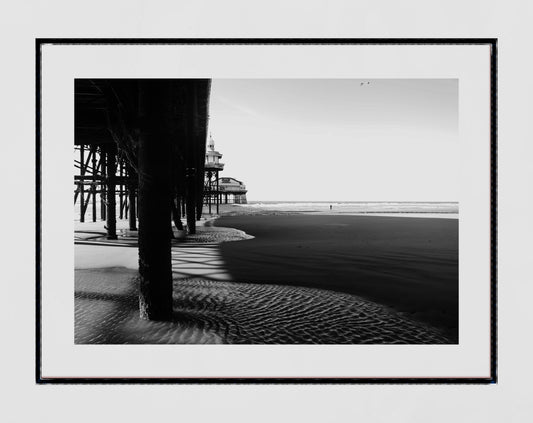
37 39 496 383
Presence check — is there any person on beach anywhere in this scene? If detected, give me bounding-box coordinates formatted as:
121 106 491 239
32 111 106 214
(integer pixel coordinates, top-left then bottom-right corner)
330 204 332 210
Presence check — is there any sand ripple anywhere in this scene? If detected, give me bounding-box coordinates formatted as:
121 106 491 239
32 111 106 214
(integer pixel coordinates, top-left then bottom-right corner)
75 268 454 344
173 278 454 344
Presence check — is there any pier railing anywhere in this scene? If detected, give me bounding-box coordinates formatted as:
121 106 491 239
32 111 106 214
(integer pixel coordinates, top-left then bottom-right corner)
204 162 224 170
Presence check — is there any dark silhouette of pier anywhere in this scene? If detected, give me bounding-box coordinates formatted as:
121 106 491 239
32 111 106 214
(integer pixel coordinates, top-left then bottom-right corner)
75 79 211 320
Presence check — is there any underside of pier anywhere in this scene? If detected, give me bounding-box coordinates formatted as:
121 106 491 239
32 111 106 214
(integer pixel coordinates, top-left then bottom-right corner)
75 79 211 320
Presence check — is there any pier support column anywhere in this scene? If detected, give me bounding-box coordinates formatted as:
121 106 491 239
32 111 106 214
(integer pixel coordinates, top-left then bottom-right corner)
79 145 85 222
105 143 117 240
100 147 106 221
127 163 137 231
216 172 220 215
91 145 97 222
137 80 173 321
186 167 197 234
119 159 124 219
171 196 184 231
208 171 212 215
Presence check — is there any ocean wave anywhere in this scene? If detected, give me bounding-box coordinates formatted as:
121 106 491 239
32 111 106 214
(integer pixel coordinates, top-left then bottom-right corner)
241 201 458 213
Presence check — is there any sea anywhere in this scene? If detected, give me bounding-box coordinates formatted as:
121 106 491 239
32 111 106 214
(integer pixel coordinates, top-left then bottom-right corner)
240 201 459 218
75 200 459 221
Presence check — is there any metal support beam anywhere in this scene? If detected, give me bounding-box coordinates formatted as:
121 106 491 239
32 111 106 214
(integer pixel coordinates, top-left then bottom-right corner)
208 171 212 215
91 145 97 222
171 196 183 231
127 162 137 231
216 170 220 215
119 158 124 219
105 143 117 239
186 167 197 234
100 146 106 221
79 145 85 222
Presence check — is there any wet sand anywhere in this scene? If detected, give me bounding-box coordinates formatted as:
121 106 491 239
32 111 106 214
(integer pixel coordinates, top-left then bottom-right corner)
75 213 458 344
216 214 458 339
75 269 452 344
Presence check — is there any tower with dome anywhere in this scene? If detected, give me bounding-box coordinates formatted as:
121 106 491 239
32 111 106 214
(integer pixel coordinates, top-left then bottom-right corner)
204 135 247 214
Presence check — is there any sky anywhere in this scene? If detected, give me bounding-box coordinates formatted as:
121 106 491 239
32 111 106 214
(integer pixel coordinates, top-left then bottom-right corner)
208 79 458 202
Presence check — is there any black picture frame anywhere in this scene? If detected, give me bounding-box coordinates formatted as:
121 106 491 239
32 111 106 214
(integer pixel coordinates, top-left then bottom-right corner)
36 38 497 384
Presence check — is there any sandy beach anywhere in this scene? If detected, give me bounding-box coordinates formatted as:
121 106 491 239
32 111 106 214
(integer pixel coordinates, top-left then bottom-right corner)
216 207 458 339
75 269 451 344
75 203 458 344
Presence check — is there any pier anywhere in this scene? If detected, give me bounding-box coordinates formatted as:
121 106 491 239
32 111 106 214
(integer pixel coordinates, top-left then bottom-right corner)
219 177 248 204
75 79 210 320
203 135 248 214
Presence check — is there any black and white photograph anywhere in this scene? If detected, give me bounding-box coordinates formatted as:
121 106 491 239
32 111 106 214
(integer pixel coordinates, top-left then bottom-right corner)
37 40 495 382
73 78 460 346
